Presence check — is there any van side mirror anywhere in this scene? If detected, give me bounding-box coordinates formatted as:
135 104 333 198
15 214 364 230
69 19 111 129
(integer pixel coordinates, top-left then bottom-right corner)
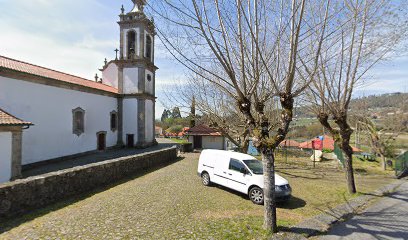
240 167 247 174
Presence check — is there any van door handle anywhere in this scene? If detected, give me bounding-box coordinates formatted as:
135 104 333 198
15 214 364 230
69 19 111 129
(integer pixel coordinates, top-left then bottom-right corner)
223 172 226 174
228 173 232 176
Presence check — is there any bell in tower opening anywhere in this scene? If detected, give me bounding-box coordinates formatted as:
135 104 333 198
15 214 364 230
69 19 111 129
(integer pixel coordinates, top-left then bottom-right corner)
131 0 146 13
145 35 152 61
127 30 136 60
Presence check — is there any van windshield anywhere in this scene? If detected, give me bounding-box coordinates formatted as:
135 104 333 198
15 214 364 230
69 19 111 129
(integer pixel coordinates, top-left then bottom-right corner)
243 160 263 174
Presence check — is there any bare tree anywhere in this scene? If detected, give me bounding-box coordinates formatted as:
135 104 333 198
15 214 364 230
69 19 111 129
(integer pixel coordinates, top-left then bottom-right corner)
164 74 281 153
163 75 251 152
306 0 408 193
353 97 408 170
356 115 404 170
149 0 329 232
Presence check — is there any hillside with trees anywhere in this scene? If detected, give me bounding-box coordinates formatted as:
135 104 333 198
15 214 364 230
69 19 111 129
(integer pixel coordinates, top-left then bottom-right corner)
295 92 408 120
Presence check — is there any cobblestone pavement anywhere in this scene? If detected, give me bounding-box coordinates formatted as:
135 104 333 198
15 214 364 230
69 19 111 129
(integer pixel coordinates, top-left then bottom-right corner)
23 138 177 177
1 152 269 240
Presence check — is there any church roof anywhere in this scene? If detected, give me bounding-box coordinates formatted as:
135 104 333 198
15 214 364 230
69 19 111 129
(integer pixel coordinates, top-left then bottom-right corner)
0 108 32 126
0 55 118 94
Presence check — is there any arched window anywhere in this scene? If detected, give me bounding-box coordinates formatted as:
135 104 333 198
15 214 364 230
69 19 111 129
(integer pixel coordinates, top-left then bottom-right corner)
110 111 118 132
145 35 152 60
127 30 136 59
72 107 85 136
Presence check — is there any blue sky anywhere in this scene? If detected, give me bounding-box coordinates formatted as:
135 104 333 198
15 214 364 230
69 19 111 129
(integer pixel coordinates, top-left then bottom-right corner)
0 0 407 119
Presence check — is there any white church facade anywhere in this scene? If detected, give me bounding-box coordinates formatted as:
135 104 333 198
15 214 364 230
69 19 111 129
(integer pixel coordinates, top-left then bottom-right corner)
0 0 157 183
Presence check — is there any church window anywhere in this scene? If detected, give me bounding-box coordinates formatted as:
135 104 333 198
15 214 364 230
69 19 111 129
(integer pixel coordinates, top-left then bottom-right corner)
127 30 136 59
110 111 118 132
72 107 85 136
146 35 152 61
147 74 152 82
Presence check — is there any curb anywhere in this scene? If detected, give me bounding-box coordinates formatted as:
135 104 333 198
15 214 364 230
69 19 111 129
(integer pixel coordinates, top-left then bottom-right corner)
285 179 405 239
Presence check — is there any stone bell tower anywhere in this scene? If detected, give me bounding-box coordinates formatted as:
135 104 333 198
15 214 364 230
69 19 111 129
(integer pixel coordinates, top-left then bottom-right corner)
102 0 157 148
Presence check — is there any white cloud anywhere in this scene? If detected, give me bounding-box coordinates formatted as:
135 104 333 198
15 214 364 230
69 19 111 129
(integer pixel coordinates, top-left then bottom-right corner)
0 0 119 79
0 0 185 119
0 27 107 79
357 56 408 95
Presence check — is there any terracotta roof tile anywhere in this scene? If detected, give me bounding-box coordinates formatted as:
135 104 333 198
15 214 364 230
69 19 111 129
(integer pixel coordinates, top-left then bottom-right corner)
0 108 32 126
299 135 362 152
0 55 118 94
279 140 300 147
186 124 222 136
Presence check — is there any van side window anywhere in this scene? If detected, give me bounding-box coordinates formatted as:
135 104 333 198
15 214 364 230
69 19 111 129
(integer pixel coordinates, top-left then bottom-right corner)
229 159 245 172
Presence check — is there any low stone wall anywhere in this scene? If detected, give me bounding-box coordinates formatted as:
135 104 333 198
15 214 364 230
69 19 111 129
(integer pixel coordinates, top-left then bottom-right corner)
0 147 177 218
179 143 193 153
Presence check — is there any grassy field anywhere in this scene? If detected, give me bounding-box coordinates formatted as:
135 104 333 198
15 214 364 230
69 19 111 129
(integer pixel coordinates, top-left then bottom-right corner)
0 153 395 240
394 134 408 150
291 118 319 126
169 137 189 144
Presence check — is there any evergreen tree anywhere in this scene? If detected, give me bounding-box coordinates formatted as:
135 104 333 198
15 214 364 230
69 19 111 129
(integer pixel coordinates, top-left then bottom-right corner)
161 109 169 122
189 96 196 128
172 107 182 119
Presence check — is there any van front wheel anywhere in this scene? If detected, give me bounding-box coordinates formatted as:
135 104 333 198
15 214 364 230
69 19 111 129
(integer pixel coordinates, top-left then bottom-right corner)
249 187 264 205
201 172 211 186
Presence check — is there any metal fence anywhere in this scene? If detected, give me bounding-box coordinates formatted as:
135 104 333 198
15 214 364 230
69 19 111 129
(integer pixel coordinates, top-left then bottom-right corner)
334 143 344 167
395 151 408 178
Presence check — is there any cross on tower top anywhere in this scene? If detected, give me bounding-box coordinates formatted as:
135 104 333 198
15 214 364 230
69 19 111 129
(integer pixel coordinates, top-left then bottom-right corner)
131 0 146 13
114 48 119 60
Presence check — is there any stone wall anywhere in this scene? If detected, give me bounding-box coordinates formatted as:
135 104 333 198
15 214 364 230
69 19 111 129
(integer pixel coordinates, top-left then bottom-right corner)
179 143 193 153
0 147 177 218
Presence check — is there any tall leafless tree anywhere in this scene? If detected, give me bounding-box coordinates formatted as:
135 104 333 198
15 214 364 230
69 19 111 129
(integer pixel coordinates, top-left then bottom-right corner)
163 75 251 152
163 74 281 153
306 0 408 193
149 0 329 232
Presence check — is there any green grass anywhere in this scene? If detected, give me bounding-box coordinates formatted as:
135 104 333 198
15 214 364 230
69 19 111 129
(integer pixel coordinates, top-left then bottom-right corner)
255 152 394 220
292 118 319 126
169 138 189 144
394 134 408 149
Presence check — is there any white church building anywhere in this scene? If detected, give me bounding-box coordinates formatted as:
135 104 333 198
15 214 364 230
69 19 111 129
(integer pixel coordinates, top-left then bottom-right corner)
0 0 157 183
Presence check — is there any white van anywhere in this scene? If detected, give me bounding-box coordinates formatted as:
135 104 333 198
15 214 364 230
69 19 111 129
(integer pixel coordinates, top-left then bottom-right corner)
197 149 291 204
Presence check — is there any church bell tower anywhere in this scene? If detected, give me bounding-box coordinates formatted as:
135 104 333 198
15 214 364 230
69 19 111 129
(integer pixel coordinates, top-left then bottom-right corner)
102 0 157 148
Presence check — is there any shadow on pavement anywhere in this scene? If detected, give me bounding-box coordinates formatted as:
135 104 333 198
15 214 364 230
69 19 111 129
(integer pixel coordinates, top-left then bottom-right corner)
277 170 325 180
318 208 408 239
208 184 306 209
282 186 408 239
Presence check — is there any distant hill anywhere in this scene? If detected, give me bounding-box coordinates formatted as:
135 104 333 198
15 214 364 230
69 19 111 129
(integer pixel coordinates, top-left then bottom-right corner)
295 92 408 119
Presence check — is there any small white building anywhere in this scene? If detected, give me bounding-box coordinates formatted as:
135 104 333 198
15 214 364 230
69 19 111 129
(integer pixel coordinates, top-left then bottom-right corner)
0 0 157 183
0 109 32 183
186 125 226 150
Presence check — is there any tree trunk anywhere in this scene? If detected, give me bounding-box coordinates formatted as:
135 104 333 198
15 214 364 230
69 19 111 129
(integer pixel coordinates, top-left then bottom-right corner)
319 113 356 194
261 147 277 233
342 145 357 194
338 121 357 194
242 139 250 154
381 154 387 171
